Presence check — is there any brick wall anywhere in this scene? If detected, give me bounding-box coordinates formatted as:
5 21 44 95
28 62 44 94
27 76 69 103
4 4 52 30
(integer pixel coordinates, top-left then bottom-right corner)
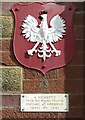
0 2 84 120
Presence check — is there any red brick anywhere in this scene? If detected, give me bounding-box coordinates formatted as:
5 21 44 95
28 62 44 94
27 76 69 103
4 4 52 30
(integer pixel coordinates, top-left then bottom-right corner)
73 2 84 12
75 25 84 39
2 107 83 119
70 94 83 107
2 40 12 51
84 52 85 65
83 26 85 39
23 68 43 80
83 66 85 79
57 113 65 119
84 90 85 99
23 80 40 93
0 41 1 51
84 107 85 119
1 52 19 66
44 69 57 79
49 80 64 93
57 68 65 80
64 66 83 80
66 107 83 118
2 95 19 107
23 79 65 93
0 110 2 120
23 68 57 80
69 52 83 65
74 12 84 25
2 108 65 119
40 79 49 93
2 2 15 14
84 41 85 51
76 40 83 52
0 57 1 65
65 80 83 94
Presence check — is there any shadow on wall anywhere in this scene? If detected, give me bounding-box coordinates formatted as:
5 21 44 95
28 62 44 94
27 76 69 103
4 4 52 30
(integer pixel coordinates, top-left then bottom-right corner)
64 2 84 119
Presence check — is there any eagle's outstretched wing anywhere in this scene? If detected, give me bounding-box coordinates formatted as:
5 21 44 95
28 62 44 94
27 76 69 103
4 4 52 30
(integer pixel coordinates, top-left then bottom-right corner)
48 15 66 43
22 15 40 42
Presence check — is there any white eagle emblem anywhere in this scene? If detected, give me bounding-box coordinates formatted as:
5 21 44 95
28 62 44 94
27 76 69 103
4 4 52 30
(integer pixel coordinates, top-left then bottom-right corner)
22 11 66 61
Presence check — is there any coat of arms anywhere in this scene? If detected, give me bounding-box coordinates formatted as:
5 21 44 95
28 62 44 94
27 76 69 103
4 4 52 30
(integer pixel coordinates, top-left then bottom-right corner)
12 2 76 74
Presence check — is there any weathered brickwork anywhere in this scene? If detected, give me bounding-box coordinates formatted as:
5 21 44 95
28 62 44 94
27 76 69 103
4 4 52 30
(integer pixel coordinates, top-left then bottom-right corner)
23 68 57 80
0 67 22 92
2 95 20 108
0 2 84 119
1 52 17 66
2 39 12 51
1 15 13 38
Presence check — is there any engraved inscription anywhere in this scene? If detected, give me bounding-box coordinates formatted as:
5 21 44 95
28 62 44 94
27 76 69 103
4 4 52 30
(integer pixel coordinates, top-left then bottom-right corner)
21 94 69 112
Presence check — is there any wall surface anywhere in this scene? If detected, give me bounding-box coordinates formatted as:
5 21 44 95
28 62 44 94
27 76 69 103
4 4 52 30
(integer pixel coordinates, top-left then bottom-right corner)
0 2 84 120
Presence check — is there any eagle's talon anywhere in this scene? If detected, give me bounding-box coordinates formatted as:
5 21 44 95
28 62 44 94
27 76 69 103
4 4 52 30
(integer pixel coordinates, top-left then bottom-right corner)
27 49 37 55
27 50 33 55
55 50 61 56
51 50 61 56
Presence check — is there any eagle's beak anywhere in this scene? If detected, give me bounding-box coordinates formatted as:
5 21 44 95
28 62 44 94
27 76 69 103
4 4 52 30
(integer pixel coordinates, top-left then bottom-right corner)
38 16 43 20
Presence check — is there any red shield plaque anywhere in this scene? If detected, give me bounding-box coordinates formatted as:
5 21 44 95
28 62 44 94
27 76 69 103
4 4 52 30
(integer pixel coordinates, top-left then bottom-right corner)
11 2 76 74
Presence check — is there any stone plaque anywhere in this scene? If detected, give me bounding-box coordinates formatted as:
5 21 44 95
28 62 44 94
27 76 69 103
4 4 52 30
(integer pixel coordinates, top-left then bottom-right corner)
21 94 69 112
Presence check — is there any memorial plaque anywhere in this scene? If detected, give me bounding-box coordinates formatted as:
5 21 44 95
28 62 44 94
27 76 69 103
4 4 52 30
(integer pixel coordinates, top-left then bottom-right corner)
21 94 69 112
